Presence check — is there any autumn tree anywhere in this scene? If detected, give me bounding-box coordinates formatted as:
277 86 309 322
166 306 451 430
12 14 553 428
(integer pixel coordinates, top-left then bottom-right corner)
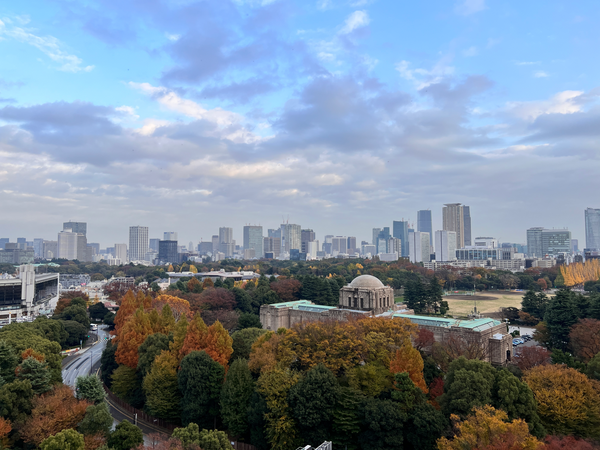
137 333 171 377
21 384 90 447
524 364 600 438
437 405 542 450
143 350 181 421
152 294 191 321
270 279 302 302
569 318 600 362
543 435 597 450
389 343 428 393
203 320 234 369
0 417 10 449
169 314 188 358
115 307 154 368
514 346 551 371
179 313 208 359
414 328 435 352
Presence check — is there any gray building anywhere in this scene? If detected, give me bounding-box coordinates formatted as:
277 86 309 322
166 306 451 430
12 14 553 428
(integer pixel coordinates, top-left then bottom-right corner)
463 206 472 247
417 210 433 246
158 240 178 264
198 241 213 255
585 208 600 251
301 229 315 253
43 240 57 259
527 227 571 257
219 227 234 257
63 221 87 236
0 239 8 250
408 231 430 263
456 247 514 260
526 227 544 257
393 221 409 257
443 203 465 249
435 230 457 262
164 232 178 241
129 226 149 262
149 238 161 252
0 245 34 264
281 223 301 253
243 226 264 258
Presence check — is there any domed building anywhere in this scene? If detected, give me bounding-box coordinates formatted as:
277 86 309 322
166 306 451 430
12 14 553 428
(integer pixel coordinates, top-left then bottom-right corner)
338 275 394 315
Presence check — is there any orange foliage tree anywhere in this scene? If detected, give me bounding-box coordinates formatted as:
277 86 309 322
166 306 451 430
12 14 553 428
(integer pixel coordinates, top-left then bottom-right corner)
514 346 551 372
115 308 154 368
569 318 600 362
523 364 600 438
113 290 151 338
179 314 208 360
21 348 45 363
20 384 90 447
152 294 191 321
203 320 234 369
0 417 11 448
437 405 543 450
543 435 597 450
389 343 428 393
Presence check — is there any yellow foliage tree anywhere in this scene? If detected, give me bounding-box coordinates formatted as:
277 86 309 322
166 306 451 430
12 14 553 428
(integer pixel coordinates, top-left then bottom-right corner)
437 405 543 450
560 259 600 287
189 265 198 274
167 264 174 272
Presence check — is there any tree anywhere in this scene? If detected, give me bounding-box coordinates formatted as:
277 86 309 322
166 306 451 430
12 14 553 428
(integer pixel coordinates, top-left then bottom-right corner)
33 317 68 348
437 405 541 450
171 423 234 450
203 320 234 369
389 343 428 393
358 398 405 450
15 357 51 395
270 279 302 302
169 314 188 358
75 375 106 404
111 365 143 407
0 340 18 383
179 314 208 360
521 290 549 320
569 318 600 362
55 305 91 329
178 350 225 428
414 328 435 352
543 435 597 450
238 312 262 329
78 401 112 437
0 379 34 423
514 346 551 371
585 351 600 380
61 320 89 347
89 303 110 321
405 401 447 450
115 307 154 368
199 288 236 310
21 384 90 446
523 364 600 438
289 364 340 445
544 289 577 351
348 362 393 397
143 350 181 421
137 333 171 377
231 288 253 313
231 327 267 360
106 420 143 450
39 428 85 450
100 340 118 387
221 358 254 438
152 294 191 321
247 392 269 450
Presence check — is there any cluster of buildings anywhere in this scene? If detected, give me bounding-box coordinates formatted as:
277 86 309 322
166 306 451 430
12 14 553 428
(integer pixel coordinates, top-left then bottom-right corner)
2 206 600 273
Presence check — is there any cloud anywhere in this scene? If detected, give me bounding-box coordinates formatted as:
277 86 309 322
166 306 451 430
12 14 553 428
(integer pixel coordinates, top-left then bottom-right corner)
340 10 370 34
514 61 540 66
396 59 455 90
463 46 478 57
533 71 549 78
0 19 94 72
455 0 486 15
507 90 585 121
165 33 180 41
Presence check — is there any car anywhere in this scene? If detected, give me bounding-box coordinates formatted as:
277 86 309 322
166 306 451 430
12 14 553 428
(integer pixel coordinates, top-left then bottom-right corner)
512 339 520 346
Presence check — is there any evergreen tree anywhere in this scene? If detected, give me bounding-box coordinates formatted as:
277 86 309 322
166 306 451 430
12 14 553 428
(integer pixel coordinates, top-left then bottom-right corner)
358 398 405 450
289 364 340 445
78 401 113 437
574 293 591 318
100 340 118 387
16 357 51 395
221 359 254 438
143 351 181 421
247 392 269 450
238 313 262 330
106 420 143 450
0 379 34 423
391 372 425 412
178 350 225 428
75 375 106 404
544 289 578 351
136 333 171 377
332 387 362 450
231 288 253 313
404 402 447 450
40 428 85 450
0 341 18 383
428 276 444 313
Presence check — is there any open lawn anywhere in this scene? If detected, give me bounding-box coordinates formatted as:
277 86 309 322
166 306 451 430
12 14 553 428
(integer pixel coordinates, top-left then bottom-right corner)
445 293 523 316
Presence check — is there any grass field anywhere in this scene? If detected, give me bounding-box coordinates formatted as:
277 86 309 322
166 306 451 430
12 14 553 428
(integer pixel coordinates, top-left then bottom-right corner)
394 296 404 303
445 293 523 316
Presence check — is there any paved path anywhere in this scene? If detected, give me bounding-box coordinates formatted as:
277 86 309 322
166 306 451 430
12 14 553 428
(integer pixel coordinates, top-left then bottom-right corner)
62 326 109 387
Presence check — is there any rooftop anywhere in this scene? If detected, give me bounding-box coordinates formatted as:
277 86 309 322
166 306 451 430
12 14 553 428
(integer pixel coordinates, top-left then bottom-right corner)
348 274 385 289
393 313 501 332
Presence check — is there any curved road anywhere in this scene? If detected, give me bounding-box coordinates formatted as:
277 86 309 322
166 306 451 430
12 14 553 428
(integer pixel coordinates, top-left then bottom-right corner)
62 326 109 386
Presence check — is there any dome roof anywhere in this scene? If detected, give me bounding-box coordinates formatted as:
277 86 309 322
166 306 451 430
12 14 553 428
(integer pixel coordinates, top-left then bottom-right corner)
348 275 385 289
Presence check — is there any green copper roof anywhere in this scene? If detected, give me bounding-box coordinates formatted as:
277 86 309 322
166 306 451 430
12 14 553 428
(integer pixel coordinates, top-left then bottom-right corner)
394 313 501 331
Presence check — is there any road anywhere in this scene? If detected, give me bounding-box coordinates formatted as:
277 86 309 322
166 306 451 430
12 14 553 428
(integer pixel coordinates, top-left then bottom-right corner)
62 326 110 387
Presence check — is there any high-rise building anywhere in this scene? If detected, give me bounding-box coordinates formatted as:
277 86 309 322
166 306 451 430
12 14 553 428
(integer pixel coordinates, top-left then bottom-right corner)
243 226 264 258
331 236 348 254
435 230 457 261
58 230 78 260
164 232 178 241
159 240 178 264
585 208 600 251
443 203 465 249
87 243 100 255
0 239 8 250
527 227 571 257
347 236 357 252
219 227 234 257
392 221 409 257
417 210 433 246
211 235 219 254
280 223 301 253
526 228 544 257
129 226 149 262
372 228 382 246
388 237 401 255
63 221 87 236
301 229 316 253
43 240 57 259
408 231 431 263
149 239 160 252
114 244 127 262
33 238 44 258
268 228 281 238
463 206 472 246
264 237 282 258
198 241 213 255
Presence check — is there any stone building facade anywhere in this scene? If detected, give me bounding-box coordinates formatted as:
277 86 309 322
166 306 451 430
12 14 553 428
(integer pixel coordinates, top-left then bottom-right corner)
338 275 394 314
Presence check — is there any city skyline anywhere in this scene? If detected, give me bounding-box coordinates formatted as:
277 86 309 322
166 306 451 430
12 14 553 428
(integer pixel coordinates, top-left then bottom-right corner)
1 1 599 244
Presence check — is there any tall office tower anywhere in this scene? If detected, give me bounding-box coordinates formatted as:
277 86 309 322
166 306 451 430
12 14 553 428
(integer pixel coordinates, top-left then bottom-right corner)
87 243 100 255
392 221 409 257
164 232 178 241
57 230 78 259
408 231 431 263
159 240 178 264
16 238 27 250
301 229 316 253
268 228 282 238
129 226 149 262
527 227 544 257
306 241 319 259
571 239 579 253
443 203 465 249
211 235 219 254
198 241 213 255
218 227 234 257
33 238 44 258
463 206 472 246
347 236 357 252
149 239 160 252
388 237 401 255
280 223 301 253
0 238 8 250
76 234 92 262
63 222 87 236
264 237 282 257
542 229 571 256
43 240 57 259
189 241 194 251
114 244 128 262
585 208 600 250
417 210 433 246
331 236 348 254
243 226 264 258
372 228 382 246
435 230 457 261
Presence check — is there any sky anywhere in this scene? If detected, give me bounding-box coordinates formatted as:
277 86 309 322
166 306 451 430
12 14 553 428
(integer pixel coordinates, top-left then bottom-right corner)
1 0 599 248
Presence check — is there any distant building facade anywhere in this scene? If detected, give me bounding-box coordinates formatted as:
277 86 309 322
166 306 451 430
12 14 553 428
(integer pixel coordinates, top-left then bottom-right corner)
129 226 149 262
243 226 264 258
417 210 433 246
585 208 600 251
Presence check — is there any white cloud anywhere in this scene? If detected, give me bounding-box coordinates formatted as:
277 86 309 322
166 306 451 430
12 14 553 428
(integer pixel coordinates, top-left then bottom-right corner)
514 61 540 66
0 19 94 73
115 106 139 120
340 10 370 34
507 90 584 121
463 46 478 57
165 33 180 41
533 71 549 78
396 59 455 90
455 0 486 15
317 0 333 10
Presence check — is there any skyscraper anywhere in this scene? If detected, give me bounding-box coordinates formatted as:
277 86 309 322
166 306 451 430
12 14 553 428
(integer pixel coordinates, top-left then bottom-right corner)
443 203 465 249
149 239 160 252
114 244 127 262
585 208 600 250
243 226 264 258
527 227 571 257
372 228 381 246
347 236 357 252
301 229 315 253
280 223 301 253
463 206 472 247
435 230 457 261
57 230 78 260
392 221 409 257
219 227 234 257
63 221 87 236
526 227 544 257
417 210 433 246
408 231 431 263
129 226 149 262
164 232 178 241
331 236 348 254
158 240 178 264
